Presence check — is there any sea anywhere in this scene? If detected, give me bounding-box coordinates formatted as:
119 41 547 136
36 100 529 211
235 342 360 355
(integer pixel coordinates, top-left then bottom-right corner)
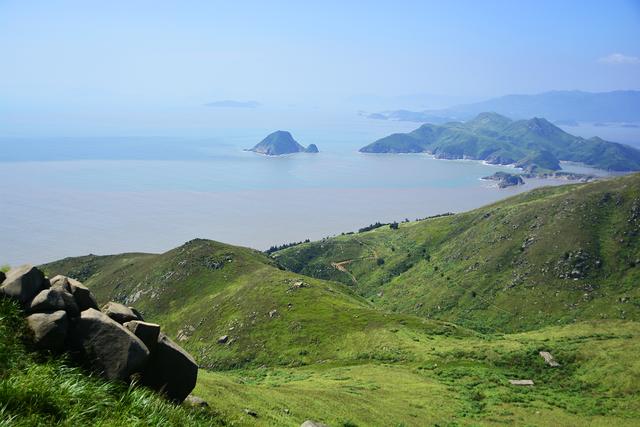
1 112 637 266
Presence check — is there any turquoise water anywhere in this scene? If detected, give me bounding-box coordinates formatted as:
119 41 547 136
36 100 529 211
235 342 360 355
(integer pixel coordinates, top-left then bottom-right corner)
0 118 623 265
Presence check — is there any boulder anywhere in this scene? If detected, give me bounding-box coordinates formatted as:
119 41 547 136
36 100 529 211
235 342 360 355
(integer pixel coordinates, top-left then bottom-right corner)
50 275 98 311
102 301 139 324
26 310 68 351
142 333 198 402
29 288 79 317
183 395 208 408
129 307 145 321
301 421 329 427
0 265 48 305
124 320 160 353
69 308 150 381
509 379 534 386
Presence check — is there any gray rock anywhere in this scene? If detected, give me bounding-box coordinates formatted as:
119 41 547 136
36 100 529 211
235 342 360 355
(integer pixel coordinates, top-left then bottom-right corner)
183 395 208 408
129 307 145 321
69 308 150 381
50 275 98 311
0 265 48 305
102 301 139 324
29 288 79 317
26 310 68 351
244 408 258 417
539 351 560 367
141 333 198 402
301 421 329 427
124 320 160 353
218 335 229 344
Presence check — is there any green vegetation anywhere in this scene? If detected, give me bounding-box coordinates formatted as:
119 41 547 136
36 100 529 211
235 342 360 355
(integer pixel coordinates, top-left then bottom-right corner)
359 112 640 172
5 173 638 425
0 298 225 426
42 239 468 370
193 320 640 426
276 174 640 332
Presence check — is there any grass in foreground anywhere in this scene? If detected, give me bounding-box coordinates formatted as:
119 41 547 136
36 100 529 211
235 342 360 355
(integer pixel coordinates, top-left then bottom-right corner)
0 299 225 426
194 320 640 426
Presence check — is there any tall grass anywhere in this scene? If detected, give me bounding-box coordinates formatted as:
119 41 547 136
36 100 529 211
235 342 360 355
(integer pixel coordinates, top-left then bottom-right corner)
0 299 225 426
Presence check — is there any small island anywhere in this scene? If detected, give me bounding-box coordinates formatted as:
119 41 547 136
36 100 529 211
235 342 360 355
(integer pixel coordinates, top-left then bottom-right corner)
247 131 319 156
482 172 525 188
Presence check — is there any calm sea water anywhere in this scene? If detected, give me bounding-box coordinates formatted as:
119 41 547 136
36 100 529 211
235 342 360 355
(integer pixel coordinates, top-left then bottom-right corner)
0 117 633 266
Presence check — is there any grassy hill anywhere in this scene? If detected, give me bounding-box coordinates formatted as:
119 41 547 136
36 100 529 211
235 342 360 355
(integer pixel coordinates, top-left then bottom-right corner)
359 112 640 172
42 239 466 371
275 174 640 332
20 174 640 425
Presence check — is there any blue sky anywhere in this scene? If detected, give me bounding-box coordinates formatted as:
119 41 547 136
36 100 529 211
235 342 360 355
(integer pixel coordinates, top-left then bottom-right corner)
0 0 639 133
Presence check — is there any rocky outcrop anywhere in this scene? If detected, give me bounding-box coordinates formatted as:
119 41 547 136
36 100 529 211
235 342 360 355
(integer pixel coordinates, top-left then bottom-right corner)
0 266 199 403
184 395 209 408
124 320 160 353
301 421 329 427
482 172 525 188
102 301 139 324
50 275 98 311
0 265 48 305
70 308 150 381
305 143 319 153
26 310 68 351
247 131 319 155
29 288 79 317
141 333 198 402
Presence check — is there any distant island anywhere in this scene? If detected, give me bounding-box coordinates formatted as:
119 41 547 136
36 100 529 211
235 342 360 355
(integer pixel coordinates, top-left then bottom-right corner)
359 112 640 173
247 131 319 156
365 90 640 123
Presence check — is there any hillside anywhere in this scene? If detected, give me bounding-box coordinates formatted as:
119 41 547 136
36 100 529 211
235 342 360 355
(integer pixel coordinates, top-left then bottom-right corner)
275 173 640 332
359 112 640 172
25 176 640 425
41 239 464 371
452 90 640 123
247 131 319 155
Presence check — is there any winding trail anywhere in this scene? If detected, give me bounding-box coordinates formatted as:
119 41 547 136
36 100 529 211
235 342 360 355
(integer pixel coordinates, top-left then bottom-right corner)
330 238 380 285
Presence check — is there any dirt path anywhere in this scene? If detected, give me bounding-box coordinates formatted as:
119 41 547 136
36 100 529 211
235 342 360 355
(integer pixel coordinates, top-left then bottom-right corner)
331 260 358 284
330 239 379 285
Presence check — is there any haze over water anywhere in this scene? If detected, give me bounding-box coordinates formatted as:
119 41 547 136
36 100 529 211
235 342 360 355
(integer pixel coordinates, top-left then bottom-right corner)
1 112 626 266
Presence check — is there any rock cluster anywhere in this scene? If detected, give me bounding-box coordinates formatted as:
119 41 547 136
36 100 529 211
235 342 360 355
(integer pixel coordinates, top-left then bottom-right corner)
0 265 197 403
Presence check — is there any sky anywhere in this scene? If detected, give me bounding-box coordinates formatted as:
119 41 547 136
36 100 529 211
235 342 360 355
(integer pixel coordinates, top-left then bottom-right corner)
1 0 639 134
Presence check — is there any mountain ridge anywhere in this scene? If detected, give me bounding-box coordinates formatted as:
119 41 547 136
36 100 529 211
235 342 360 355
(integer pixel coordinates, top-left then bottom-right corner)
367 90 640 123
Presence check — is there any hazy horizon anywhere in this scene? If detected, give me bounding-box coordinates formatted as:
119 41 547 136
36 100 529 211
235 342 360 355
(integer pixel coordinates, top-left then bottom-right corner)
1 1 639 136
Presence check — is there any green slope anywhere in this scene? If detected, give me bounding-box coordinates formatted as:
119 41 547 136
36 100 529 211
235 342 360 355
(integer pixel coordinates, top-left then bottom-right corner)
30 176 640 426
194 320 640 426
42 239 466 370
275 174 640 332
359 112 640 172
